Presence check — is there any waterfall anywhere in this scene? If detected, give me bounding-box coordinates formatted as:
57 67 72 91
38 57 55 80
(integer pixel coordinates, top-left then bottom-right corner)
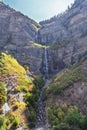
44 47 48 78
32 47 52 130
2 88 10 116
34 80 52 130
35 47 49 127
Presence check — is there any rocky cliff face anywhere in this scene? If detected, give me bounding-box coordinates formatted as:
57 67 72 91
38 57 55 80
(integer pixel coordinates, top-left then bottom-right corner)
0 2 43 75
38 0 87 75
0 2 39 44
39 0 87 44
0 0 87 76
45 36 87 76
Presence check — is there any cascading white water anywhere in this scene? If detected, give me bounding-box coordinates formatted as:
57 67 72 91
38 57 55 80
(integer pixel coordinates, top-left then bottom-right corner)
44 47 48 77
2 88 10 116
31 47 52 130
34 47 49 127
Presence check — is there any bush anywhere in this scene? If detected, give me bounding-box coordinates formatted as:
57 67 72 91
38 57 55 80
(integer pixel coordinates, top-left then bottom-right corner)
47 105 85 130
29 122 35 128
33 76 45 89
65 106 81 126
0 116 6 129
28 108 36 128
53 123 70 130
29 109 36 123
26 106 36 128
0 116 4 127
13 102 20 110
0 82 6 106
12 116 19 127
53 125 59 130
80 116 87 130
5 112 20 129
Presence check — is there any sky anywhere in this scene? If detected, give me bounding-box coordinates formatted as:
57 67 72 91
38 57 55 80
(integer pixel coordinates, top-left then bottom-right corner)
4 0 74 22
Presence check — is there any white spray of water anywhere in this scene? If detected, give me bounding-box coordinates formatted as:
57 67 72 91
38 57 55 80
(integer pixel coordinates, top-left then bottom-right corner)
2 88 10 116
44 47 48 75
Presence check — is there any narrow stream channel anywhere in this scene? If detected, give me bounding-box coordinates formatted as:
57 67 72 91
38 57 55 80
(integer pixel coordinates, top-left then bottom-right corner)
31 47 52 130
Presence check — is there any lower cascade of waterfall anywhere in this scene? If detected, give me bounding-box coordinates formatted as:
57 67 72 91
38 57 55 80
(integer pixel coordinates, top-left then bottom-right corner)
36 87 46 126
2 88 10 116
33 80 52 130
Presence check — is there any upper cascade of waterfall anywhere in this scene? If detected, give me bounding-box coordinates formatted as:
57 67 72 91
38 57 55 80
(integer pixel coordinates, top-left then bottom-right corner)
44 47 49 78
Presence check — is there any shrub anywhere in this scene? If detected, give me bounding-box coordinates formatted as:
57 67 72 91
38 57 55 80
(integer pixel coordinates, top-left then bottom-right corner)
0 116 6 129
47 105 85 130
12 116 19 127
29 109 36 122
53 125 59 130
6 112 20 128
65 106 81 126
80 116 87 130
0 116 4 127
33 76 45 89
50 39 69 50
29 122 35 128
28 107 36 128
0 82 6 106
13 102 20 110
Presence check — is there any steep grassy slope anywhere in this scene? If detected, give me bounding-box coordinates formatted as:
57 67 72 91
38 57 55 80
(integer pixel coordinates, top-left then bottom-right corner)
46 66 86 95
46 59 87 130
0 52 44 130
0 52 33 91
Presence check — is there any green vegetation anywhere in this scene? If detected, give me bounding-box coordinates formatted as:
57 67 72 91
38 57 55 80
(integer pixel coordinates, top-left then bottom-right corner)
0 52 26 76
46 66 87 95
33 75 45 90
12 116 19 127
0 53 45 128
24 76 45 128
46 60 87 130
34 43 49 48
50 39 69 49
6 112 20 129
32 24 40 31
0 82 6 106
0 115 6 130
13 101 21 110
0 52 33 92
28 107 36 128
48 105 87 130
